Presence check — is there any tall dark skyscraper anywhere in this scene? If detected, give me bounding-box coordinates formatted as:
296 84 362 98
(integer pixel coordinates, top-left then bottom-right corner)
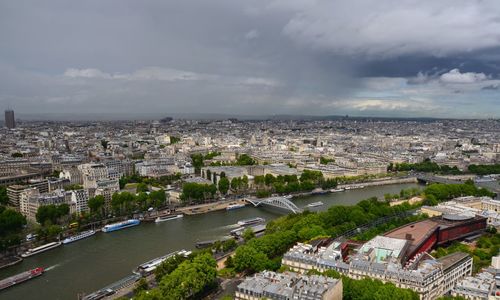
5 109 15 129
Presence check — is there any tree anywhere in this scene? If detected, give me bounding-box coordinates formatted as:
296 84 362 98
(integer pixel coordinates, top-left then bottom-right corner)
233 246 269 273
150 189 167 208
319 156 335 165
136 183 149 193
181 183 216 203
218 177 230 195
242 228 255 241
0 207 26 250
222 239 238 252
101 140 109 149
0 186 8 205
134 278 149 294
35 204 69 225
88 195 105 215
265 174 276 186
170 136 181 144
158 253 217 299
11 152 23 158
235 154 255 166
155 254 187 282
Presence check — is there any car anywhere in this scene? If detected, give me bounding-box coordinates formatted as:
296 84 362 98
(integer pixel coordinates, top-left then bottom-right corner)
147 207 154 212
25 233 38 242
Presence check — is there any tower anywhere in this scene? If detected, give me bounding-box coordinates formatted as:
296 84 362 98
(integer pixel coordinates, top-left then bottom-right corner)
4 109 15 129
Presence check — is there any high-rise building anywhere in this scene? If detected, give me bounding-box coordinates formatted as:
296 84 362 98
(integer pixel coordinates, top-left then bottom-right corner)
4 109 15 129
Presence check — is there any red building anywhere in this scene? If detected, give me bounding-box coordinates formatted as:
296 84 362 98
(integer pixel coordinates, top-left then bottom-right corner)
384 215 487 264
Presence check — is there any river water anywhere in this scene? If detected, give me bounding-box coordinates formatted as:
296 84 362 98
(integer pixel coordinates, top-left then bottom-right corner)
0 183 421 300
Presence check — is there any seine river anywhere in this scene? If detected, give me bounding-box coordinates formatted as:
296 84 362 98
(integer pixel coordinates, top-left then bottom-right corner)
0 183 421 300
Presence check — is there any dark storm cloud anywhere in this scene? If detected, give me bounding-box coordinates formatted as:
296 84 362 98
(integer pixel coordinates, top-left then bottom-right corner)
0 0 499 118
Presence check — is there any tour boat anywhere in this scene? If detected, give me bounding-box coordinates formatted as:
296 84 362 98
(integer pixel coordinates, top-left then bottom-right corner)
237 217 265 227
155 214 183 223
62 230 96 244
21 242 62 258
102 219 140 233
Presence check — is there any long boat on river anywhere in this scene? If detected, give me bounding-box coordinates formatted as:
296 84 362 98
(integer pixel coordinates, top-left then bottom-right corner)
133 249 191 276
0 267 44 291
21 242 62 258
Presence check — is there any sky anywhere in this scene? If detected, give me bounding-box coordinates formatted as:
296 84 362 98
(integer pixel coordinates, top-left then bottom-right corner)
1 0 499 119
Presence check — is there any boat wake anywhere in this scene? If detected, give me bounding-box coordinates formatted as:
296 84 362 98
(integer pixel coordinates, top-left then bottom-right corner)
218 224 240 230
44 264 60 271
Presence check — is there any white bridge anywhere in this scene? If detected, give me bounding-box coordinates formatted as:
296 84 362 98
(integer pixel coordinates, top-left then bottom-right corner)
245 197 303 214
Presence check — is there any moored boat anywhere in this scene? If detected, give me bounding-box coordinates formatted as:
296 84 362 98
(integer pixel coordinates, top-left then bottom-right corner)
62 230 96 244
21 242 62 258
0 267 44 290
102 219 140 233
154 213 183 223
330 188 345 192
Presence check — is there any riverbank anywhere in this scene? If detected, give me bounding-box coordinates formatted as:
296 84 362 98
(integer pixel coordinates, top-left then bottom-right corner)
338 176 417 189
178 199 247 215
0 257 22 270
290 176 418 199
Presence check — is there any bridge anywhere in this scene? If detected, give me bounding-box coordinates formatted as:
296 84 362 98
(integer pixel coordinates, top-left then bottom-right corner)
416 174 462 185
245 197 303 214
416 173 499 199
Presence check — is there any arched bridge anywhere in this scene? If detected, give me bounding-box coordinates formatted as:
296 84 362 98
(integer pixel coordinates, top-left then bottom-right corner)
245 197 303 214
416 174 462 185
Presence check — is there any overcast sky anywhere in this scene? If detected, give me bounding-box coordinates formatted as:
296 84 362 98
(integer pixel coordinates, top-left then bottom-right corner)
1 0 500 119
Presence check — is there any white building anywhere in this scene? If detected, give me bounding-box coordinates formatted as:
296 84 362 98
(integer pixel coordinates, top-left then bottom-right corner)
70 189 89 215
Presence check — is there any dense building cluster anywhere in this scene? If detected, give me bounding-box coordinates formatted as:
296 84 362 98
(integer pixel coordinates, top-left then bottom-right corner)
1 117 499 221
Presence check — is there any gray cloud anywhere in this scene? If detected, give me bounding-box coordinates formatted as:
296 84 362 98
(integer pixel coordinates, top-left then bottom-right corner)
0 0 499 118
279 0 500 57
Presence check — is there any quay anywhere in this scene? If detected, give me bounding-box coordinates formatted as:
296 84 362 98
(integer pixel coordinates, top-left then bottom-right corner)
0 257 22 270
177 199 247 215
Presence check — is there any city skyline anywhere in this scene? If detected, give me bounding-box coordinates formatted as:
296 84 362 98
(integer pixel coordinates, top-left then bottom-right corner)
1 0 500 118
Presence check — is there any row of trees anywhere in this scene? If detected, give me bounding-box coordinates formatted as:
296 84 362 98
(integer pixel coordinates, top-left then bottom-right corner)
87 190 168 217
388 160 500 176
252 171 337 195
387 159 462 175
180 183 217 203
119 173 181 189
423 181 495 205
468 164 500 175
111 190 167 215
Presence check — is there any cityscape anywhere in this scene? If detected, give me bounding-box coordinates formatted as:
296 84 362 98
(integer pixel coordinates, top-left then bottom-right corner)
1 1 500 300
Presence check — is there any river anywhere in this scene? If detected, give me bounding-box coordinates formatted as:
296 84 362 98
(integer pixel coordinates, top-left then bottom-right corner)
0 182 421 300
